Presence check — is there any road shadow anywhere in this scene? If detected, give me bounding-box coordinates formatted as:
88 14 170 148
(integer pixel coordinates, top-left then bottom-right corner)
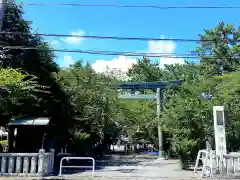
53 153 145 176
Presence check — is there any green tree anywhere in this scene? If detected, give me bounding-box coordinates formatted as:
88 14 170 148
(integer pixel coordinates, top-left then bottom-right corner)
158 20 240 165
56 61 121 155
0 0 72 142
0 68 44 126
160 82 212 163
127 57 166 82
196 21 240 76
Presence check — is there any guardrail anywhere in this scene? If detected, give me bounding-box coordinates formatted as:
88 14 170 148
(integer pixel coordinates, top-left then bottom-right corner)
59 157 95 176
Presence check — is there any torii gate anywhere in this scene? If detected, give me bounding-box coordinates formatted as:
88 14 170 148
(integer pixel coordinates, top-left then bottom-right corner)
114 80 183 158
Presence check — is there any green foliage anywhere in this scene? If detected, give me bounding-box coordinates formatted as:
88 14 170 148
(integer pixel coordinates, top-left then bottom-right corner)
121 23 240 164
118 99 157 143
0 68 25 85
0 68 48 93
127 57 165 82
0 68 46 126
160 81 212 161
56 62 121 154
172 139 198 163
196 21 240 76
0 0 71 146
2 0 240 161
0 140 7 152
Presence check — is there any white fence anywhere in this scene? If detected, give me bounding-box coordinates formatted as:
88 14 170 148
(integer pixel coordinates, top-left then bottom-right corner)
0 148 55 177
59 157 95 176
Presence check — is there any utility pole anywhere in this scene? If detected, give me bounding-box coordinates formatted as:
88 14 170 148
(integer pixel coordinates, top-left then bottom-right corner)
156 88 164 159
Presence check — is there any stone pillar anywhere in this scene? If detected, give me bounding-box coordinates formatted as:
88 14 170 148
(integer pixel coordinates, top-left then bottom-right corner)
50 149 55 173
43 156 48 174
30 156 37 173
15 156 22 173
8 156 15 173
37 149 45 177
23 157 30 173
1 157 7 173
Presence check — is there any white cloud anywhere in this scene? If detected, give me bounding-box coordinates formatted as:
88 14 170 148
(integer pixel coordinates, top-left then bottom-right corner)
46 40 58 47
92 56 136 73
61 55 75 67
148 40 175 54
91 35 185 79
148 36 185 68
49 40 58 46
63 30 85 45
91 56 137 79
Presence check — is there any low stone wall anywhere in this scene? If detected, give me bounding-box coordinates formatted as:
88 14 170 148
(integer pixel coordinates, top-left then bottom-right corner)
0 148 55 177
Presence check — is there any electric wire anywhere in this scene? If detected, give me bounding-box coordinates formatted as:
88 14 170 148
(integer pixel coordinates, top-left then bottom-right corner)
0 45 237 60
0 31 230 42
13 3 240 9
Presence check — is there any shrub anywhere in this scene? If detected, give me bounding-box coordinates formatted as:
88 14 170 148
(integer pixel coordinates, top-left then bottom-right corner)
0 140 8 152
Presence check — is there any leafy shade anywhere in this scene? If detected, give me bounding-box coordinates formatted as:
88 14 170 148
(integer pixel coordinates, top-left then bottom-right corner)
0 68 45 126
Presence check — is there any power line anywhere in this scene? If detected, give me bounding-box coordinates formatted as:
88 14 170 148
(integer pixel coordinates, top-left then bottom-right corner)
1 45 194 58
15 3 240 9
0 31 219 42
0 45 236 60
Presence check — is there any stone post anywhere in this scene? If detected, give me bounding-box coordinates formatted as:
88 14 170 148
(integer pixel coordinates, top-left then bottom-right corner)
1 156 7 173
8 156 14 173
15 156 22 173
37 149 45 177
50 148 55 173
23 157 30 173
30 156 37 173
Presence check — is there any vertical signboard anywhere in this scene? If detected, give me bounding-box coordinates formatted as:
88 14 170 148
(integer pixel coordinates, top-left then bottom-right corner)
213 106 227 156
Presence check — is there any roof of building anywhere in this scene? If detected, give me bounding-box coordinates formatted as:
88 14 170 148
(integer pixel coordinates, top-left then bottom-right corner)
8 117 50 126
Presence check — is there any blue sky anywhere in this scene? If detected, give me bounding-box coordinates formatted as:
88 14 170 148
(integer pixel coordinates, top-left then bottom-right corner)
18 0 240 73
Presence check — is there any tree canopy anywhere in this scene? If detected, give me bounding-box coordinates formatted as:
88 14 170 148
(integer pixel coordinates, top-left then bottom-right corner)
2 0 240 162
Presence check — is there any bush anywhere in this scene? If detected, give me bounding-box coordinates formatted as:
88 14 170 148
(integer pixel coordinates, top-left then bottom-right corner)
172 138 198 169
0 140 8 152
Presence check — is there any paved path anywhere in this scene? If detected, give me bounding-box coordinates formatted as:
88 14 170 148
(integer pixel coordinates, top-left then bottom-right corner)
1 148 239 179
57 154 201 179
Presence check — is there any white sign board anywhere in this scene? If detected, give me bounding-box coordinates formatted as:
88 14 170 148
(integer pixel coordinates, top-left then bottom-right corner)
213 106 227 156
